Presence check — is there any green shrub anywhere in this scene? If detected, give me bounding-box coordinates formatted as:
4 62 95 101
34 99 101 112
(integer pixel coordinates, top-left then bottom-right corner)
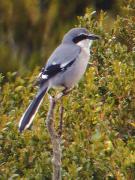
0 3 135 179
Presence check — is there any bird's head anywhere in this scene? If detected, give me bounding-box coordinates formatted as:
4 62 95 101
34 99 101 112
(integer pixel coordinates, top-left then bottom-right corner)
62 28 100 48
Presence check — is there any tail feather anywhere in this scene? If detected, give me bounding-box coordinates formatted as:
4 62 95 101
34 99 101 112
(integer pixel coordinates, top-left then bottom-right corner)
19 86 48 132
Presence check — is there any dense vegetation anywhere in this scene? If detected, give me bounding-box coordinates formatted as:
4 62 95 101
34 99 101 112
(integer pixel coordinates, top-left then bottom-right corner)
0 0 126 73
0 1 135 179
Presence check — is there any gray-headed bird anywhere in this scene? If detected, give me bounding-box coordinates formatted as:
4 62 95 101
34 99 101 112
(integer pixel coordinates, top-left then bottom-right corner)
19 28 100 132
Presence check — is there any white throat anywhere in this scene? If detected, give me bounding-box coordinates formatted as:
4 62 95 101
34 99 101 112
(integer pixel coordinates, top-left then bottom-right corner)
77 39 92 55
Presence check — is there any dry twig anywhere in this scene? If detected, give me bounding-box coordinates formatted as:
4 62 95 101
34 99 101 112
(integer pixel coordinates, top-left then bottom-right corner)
46 89 72 180
46 94 64 180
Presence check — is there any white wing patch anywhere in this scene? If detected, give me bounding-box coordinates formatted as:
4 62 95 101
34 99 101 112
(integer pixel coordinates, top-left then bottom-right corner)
52 61 57 65
41 74 48 79
60 62 70 68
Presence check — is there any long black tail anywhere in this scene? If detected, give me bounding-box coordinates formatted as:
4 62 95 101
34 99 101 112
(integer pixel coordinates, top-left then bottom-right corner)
19 86 48 132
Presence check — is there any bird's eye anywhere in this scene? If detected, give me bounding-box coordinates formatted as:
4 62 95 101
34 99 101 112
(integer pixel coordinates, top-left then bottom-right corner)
73 34 88 43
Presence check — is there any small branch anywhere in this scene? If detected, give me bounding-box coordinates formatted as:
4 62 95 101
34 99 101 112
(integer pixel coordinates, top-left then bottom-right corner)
46 95 57 138
58 99 64 137
46 95 63 180
46 89 72 180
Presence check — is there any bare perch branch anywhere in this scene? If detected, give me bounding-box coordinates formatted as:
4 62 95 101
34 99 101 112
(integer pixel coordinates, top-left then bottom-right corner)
46 95 62 180
58 99 64 137
46 89 72 180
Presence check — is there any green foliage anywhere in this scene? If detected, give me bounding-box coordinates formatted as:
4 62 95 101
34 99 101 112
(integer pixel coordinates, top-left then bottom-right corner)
0 2 135 179
0 0 126 73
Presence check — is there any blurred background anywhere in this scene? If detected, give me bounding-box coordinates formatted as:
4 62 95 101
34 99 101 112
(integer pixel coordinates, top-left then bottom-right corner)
0 0 126 73
0 1 135 179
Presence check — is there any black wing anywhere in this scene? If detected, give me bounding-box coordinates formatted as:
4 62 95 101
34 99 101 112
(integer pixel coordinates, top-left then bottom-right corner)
38 59 76 86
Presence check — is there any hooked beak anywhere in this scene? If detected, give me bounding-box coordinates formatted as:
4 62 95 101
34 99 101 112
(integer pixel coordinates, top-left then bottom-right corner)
88 34 100 40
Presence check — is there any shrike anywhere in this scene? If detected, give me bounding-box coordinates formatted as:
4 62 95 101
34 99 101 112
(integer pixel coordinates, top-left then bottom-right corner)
19 27 100 132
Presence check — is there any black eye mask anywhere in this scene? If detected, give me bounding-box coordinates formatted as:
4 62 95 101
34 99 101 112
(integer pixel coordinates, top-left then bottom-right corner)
73 34 88 43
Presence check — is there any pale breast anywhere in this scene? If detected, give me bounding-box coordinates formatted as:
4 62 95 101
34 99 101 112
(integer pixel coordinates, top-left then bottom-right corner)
63 47 90 88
